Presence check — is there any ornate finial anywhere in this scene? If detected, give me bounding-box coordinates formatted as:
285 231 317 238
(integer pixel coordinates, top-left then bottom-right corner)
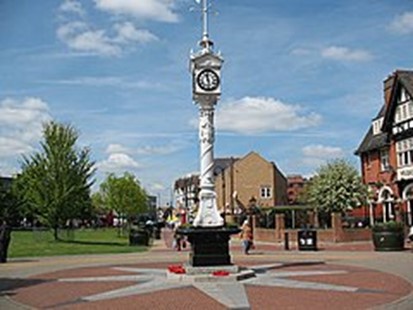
194 0 214 50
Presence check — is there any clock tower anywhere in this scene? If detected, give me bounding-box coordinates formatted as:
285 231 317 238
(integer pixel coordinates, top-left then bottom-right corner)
178 0 240 268
190 0 224 227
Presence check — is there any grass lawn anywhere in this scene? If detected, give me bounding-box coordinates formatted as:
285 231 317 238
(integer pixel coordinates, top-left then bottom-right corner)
9 228 148 258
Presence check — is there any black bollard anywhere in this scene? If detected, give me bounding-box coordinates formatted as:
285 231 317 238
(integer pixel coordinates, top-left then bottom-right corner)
284 232 289 250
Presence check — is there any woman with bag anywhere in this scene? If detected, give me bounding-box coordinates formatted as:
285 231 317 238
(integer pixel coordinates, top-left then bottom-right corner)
240 220 253 254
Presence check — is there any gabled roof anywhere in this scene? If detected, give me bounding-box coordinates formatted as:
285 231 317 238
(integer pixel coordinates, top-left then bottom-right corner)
398 70 413 96
354 126 389 155
383 70 413 130
355 70 413 156
213 157 238 175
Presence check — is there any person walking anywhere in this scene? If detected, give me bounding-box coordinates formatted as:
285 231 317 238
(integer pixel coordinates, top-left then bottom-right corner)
0 220 11 263
239 220 253 254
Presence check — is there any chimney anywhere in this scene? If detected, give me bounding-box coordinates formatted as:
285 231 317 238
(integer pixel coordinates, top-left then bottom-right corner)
383 72 396 107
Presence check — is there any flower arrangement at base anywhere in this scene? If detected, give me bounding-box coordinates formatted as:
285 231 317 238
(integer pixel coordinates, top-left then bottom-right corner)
168 265 186 274
212 270 230 276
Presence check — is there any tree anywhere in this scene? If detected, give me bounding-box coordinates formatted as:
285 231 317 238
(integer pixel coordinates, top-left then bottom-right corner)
306 159 368 213
98 172 148 234
15 121 95 240
0 178 21 226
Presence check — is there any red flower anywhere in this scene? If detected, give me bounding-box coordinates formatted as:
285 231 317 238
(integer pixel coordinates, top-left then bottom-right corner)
168 265 186 274
212 270 230 276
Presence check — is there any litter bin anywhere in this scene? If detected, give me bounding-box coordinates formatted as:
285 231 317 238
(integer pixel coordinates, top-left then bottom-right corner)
129 229 151 246
298 229 317 251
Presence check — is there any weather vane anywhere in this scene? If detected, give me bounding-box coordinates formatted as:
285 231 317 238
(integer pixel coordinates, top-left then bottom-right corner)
193 0 215 50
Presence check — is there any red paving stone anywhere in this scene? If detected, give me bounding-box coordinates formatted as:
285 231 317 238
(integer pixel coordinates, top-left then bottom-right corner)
7 230 413 309
11 261 412 310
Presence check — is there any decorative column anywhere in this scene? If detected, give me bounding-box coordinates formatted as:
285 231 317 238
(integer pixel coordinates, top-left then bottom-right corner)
193 103 223 227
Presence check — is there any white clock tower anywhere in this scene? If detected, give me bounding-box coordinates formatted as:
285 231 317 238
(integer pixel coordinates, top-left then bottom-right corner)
190 0 224 227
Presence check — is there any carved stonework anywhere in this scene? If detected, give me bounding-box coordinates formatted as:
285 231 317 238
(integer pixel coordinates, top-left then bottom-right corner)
199 109 215 144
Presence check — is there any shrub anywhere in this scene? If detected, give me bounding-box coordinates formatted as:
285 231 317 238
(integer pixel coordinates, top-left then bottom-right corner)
372 221 404 233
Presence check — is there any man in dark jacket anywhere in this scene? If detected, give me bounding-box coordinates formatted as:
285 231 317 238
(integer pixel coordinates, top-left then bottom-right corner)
0 220 11 263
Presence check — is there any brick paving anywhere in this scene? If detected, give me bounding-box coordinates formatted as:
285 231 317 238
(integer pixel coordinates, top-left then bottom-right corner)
10 262 412 310
2 229 412 309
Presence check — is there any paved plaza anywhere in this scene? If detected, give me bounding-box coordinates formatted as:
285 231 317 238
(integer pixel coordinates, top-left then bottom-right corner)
0 229 412 309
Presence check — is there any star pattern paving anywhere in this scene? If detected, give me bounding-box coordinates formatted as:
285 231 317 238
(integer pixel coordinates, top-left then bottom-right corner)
58 263 381 309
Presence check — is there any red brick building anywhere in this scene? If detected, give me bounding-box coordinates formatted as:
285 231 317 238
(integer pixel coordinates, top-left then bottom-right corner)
355 70 413 226
287 175 307 205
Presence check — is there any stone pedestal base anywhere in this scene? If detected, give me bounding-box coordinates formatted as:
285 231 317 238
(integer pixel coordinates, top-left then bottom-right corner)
177 227 240 267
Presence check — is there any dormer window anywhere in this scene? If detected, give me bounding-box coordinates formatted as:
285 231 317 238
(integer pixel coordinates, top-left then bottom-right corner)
394 87 413 124
372 117 383 135
398 87 411 103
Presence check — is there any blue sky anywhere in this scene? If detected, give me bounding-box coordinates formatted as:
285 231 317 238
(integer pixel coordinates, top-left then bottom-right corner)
1 0 413 204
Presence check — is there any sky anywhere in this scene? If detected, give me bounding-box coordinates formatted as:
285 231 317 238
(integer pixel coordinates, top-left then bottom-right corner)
1 0 413 204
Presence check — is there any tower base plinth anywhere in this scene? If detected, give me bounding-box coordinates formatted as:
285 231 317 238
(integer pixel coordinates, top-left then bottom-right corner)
177 226 240 267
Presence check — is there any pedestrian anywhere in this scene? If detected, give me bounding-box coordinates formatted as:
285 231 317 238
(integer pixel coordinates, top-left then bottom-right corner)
0 220 11 263
173 223 182 251
239 220 253 254
408 226 413 242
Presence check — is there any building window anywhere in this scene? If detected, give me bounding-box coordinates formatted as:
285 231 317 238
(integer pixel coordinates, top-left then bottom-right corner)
380 149 389 171
365 153 371 168
372 118 383 135
260 187 272 199
394 88 413 124
396 137 413 167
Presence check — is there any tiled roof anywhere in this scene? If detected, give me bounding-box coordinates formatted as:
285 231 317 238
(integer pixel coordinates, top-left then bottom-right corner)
354 127 389 155
213 157 238 175
398 70 413 96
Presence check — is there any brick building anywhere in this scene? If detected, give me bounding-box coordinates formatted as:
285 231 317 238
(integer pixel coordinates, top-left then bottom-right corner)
287 175 307 205
214 151 288 213
355 70 413 226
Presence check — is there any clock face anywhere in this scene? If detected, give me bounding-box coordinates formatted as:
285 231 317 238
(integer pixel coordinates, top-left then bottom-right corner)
196 69 220 91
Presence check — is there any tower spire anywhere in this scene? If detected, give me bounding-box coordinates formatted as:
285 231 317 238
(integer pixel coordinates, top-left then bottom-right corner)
199 0 213 50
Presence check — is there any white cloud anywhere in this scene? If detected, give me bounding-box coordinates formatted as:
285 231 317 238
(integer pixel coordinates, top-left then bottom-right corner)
135 145 180 155
57 21 158 57
106 143 131 154
321 46 372 62
389 11 413 34
0 162 17 177
113 22 158 44
97 153 141 171
0 137 33 158
302 144 344 167
94 0 179 22
215 97 321 134
106 143 180 156
0 97 51 158
59 0 85 16
148 182 166 192
43 76 164 90
302 144 344 158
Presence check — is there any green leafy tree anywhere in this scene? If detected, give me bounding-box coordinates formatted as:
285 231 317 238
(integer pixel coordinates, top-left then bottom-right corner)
15 121 95 240
0 179 21 226
98 172 148 234
306 159 368 213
